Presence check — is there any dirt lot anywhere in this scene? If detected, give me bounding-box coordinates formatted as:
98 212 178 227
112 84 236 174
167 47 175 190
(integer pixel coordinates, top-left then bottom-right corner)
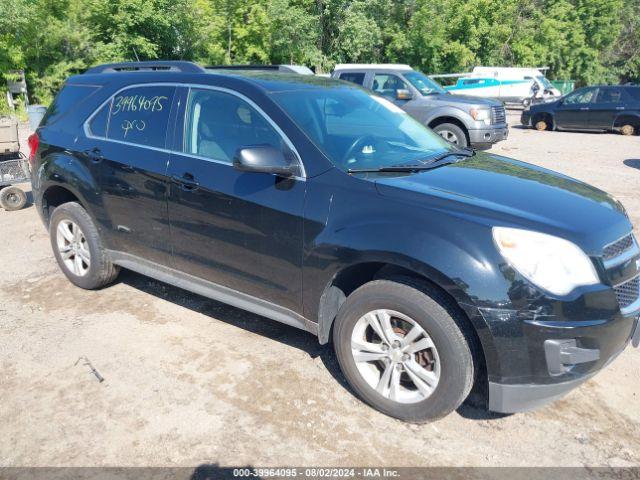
1 113 639 468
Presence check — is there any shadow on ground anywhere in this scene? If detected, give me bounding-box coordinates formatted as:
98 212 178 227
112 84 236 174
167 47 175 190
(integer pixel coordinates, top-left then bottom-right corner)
623 159 640 170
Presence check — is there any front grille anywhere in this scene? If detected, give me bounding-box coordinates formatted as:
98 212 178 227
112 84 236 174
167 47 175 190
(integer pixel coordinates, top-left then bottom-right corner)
614 275 639 311
491 106 506 125
603 234 635 260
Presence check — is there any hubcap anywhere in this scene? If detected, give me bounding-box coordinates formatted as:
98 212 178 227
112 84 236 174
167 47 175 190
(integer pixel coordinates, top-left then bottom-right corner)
437 130 459 145
56 219 91 276
350 309 440 404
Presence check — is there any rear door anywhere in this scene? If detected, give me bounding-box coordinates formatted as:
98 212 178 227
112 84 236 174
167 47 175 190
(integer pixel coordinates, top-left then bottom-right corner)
166 86 305 312
590 87 625 130
555 87 598 129
81 84 177 264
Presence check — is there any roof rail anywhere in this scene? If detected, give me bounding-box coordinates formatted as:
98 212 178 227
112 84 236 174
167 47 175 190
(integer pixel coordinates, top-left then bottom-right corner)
85 61 205 74
206 64 314 75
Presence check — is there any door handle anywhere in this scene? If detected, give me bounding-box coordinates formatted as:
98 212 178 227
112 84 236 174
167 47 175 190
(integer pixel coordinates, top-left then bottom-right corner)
616 106 625 110
171 173 199 191
579 107 590 111
84 148 103 163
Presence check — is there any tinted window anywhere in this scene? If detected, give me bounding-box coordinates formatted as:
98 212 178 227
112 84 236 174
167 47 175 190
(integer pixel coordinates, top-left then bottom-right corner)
372 74 410 99
88 99 111 137
41 84 99 126
184 89 285 163
595 87 623 104
339 72 365 85
107 86 175 148
563 87 597 105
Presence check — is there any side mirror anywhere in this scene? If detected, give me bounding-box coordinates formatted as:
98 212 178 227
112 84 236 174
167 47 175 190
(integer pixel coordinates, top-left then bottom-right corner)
233 145 297 177
396 89 413 101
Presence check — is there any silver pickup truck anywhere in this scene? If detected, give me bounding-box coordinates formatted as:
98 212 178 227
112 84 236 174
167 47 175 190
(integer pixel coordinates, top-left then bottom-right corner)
332 64 509 149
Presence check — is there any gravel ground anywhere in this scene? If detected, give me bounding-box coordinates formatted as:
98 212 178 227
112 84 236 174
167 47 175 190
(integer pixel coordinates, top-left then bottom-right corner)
0 113 639 469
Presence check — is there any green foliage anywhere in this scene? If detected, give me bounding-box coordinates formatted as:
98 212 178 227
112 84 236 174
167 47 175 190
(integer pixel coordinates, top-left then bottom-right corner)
0 0 637 106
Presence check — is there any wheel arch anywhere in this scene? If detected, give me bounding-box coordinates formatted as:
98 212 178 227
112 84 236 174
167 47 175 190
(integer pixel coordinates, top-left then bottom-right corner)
40 183 90 227
428 116 471 145
316 260 491 383
613 114 640 131
532 111 554 130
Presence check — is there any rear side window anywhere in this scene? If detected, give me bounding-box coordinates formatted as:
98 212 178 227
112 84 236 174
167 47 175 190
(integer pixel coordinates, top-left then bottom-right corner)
41 84 99 126
595 87 623 104
339 72 365 86
626 87 640 102
107 86 176 148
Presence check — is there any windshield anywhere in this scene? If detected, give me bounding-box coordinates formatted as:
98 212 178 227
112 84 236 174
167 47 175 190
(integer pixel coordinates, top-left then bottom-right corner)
536 76 553 89
272 87 453 171
404 71 447 95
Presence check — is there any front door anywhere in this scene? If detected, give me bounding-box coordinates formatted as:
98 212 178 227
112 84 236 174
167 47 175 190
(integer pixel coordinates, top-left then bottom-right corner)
590 87 625 130
555 87 598 129
167 87 305 313
79 85 177 264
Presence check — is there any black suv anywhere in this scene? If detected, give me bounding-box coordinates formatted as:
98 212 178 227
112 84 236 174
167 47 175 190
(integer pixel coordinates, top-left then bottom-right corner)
522 84 640 135
30 62 639 422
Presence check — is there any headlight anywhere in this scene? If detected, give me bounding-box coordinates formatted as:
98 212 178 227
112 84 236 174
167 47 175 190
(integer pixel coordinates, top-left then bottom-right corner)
470 108 491 125
492 227 599 295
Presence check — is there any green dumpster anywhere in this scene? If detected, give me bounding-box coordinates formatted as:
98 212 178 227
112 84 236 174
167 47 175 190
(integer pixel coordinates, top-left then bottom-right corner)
550 80 575 95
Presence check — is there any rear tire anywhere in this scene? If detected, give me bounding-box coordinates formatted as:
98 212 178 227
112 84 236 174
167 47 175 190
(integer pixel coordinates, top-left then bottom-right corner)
49 202 119 289
333 280 475 423
433 123 468 148
0 186 27 211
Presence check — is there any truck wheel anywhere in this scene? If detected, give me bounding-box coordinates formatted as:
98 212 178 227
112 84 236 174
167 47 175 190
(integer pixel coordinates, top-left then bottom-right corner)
433 123 468 148
333 280 475 423
620 124 635 136
49 201 120 290
0 186 27 211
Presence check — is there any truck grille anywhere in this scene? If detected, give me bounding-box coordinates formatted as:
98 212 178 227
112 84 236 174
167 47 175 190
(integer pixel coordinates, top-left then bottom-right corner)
614 275 639 311
603 233 635 260
491 106 506 125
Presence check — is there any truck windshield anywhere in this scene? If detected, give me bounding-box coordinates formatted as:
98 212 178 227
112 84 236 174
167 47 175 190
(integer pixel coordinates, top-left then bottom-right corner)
272 87 453 172
536 76 553 89
403 71 447 95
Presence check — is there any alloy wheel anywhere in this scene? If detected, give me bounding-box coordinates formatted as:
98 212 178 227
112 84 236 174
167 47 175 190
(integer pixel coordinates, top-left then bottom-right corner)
56 219 91 276
437 130 460 145
350 309 441 404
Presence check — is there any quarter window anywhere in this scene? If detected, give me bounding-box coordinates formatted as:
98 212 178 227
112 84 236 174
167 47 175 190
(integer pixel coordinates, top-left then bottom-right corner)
88 99 111 137
107 86 176 148
184 88 286 164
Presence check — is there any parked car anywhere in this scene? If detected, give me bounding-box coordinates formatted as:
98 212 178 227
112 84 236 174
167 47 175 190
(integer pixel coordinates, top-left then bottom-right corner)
521 85 640 135
332 64 508 149
30 61 639 423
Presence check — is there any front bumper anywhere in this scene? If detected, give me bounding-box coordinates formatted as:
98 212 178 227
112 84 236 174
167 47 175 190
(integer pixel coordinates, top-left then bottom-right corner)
468 124 509 147
483 309 639 413
521 111 532 126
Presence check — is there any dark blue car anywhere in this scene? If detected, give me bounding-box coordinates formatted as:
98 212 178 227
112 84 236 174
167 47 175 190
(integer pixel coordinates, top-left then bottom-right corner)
29 62 639 422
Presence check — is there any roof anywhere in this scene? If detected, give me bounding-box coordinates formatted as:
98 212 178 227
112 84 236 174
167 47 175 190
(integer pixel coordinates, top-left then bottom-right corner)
333 63 413 71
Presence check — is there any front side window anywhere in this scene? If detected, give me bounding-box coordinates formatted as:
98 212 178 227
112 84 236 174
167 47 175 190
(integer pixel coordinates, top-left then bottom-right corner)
339 72 366 86
372 74 410 99
272 86 452 172
107 86 176 148
563 87 597 105
403 71 447 95
184 88 286 164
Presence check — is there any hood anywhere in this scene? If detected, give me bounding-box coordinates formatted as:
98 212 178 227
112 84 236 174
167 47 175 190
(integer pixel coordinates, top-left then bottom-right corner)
419 92 503 107
373 153 630 253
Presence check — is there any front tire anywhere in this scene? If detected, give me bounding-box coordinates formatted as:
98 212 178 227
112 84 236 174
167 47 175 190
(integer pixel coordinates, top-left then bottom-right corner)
333 280 475 423
433 123 468 148
49 202 119 289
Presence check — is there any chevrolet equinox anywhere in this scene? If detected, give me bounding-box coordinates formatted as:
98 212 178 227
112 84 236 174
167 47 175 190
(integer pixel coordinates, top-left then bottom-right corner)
30 61 639 422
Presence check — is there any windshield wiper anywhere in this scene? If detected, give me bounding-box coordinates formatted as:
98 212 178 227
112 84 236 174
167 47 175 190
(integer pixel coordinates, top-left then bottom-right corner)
348 148 475 174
